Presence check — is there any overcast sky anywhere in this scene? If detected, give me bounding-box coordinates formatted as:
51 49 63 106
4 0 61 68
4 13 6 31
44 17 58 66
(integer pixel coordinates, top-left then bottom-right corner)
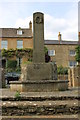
0 1 78 40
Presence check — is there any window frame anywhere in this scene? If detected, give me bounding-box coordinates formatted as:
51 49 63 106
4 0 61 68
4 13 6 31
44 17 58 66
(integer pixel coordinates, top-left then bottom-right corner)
17 40 23 49
69 50 76 56
17 30 22 35
1 40 8 49
48 50 55 56
69 61 77 67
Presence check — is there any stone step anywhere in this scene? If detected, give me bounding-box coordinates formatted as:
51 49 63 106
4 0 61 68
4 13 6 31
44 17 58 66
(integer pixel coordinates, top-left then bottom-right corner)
1 100 79 116
1 96 79 101
1 100 79 107
1 115 79 120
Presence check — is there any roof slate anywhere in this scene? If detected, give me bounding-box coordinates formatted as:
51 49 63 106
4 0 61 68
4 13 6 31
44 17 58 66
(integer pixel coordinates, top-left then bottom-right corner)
0 28 32 38
0 28 78 45
44 40 78 45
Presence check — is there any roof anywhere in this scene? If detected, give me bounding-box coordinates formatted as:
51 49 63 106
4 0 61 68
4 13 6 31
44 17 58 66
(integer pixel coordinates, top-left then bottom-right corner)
0 28 79 45
44 40 78 45
0 28 32 38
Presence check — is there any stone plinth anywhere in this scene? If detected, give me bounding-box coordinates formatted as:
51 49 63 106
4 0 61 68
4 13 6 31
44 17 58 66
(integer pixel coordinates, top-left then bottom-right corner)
10 62 69 92
10 80 68 92
20 63 56 81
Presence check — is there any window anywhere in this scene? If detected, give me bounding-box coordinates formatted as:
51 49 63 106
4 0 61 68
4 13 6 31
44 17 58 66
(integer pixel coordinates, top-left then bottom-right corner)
69 50 76 56
69 61 77 67
17 30 22 35
1 40 8 49
48 50 55 56
17 40 23 48
17 57 22 67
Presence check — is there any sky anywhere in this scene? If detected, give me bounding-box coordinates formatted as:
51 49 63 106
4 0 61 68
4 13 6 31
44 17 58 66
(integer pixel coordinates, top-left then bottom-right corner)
0 1 79 40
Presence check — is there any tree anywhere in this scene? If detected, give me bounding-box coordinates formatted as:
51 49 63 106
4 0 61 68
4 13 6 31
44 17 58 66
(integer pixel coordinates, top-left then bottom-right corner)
75 45 80 64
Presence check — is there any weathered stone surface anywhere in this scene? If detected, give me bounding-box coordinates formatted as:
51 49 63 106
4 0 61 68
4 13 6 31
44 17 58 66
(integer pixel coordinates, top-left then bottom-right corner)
1 88 79 117
21 63 52 80
33 12 45 63
0 68 5 88
10 12 68 92
10 80 68 92
2 103 80 116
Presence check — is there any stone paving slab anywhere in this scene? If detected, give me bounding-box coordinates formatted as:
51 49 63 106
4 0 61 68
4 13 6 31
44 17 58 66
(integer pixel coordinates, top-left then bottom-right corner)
0 87 80 98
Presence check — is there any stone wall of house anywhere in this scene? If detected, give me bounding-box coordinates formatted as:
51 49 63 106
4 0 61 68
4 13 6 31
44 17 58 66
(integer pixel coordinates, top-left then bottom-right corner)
0 38 33 49
68 66 80 87
0 36 77 68
45 44 77 67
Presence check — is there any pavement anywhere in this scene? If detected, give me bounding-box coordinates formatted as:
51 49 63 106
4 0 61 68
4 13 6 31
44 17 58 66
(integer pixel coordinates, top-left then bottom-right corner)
0 87 80 98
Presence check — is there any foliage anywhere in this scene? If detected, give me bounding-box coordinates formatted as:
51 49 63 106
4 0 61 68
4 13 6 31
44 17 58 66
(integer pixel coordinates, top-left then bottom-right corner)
6 60 17 72
1 49 16 58
15 66 21 72
7 59 17 69
1 47 48 62
23 61 32 64
75 45 80 62
57 66 68 75
15 91 21 100
44 46 48 54
1 48 33 60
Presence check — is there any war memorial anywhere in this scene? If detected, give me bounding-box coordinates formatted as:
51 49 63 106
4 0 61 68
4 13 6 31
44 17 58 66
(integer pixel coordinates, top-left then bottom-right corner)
10 12 68 92
0 12 80 120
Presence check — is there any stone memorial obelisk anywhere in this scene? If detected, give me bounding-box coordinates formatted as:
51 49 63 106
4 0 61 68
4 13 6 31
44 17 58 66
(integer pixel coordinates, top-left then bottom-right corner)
33 12 45 63
10 12 68 92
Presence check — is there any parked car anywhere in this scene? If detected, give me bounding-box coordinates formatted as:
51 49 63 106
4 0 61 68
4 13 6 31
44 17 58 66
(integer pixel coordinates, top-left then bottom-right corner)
5 72 20 84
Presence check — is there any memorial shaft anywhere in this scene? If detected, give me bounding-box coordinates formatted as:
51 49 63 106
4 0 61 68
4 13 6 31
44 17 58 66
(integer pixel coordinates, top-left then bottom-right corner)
33 12 45 63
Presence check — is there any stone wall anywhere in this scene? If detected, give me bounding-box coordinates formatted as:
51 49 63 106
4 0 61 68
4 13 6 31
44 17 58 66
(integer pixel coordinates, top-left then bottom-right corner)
2 104 79 116
45 44 77 67
0 37 33 53
68 66 80 87
2 96 79 116
0 37 77 68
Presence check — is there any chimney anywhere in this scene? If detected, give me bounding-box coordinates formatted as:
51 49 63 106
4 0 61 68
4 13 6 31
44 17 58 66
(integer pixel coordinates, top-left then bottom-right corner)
78 32 80 44
29 21 32 29
58 32 62 42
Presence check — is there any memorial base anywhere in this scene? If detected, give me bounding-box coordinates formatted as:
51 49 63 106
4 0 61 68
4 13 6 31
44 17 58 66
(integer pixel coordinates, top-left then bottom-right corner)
10 80 68 92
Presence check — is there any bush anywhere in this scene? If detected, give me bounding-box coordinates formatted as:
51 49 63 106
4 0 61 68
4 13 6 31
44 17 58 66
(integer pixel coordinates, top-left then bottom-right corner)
57 66 68 75
16 66 21 72
7 60 17 70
